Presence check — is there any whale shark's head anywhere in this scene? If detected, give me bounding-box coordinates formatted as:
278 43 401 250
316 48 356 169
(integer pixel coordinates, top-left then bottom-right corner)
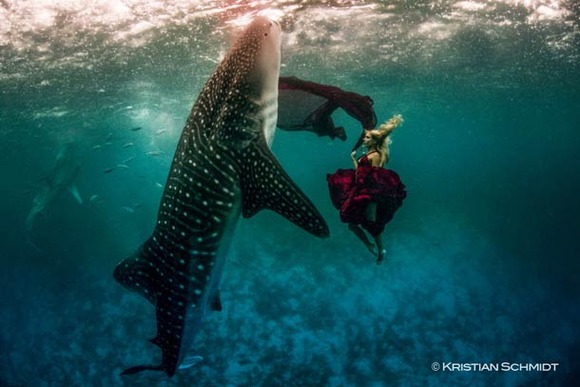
226 16 281 96
204 17 282 147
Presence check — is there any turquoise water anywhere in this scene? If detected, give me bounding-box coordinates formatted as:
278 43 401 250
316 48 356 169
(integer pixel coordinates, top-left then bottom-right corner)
1 1 579 385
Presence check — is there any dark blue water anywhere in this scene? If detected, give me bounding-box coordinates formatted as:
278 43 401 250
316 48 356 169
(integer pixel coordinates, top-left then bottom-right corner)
1 1 579 386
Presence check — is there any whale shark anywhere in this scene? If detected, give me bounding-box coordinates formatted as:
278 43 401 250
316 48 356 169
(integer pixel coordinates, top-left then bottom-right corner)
25 142 83 233
113 17 329 377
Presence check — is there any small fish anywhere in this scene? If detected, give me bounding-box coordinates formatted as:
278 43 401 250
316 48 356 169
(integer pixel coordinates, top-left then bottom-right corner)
89 194 104 205
104 168 115 174
123 142 134 148
116 164 130 169
122 206 135 214
106 133 114 142
178 356 203 370
130 126 142 132
92 145 102 151
123 156 136 164
146 150 164 156
200 55 219 64
154 182 163 188
154 129 167 136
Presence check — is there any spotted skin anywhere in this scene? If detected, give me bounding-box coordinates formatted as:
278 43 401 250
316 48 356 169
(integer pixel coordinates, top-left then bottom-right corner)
113 17 329 377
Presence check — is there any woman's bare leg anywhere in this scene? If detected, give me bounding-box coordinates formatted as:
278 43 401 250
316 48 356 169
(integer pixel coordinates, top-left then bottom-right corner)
365 202 385 264
365 202 377 222
372 233 386 265
348 223 376 255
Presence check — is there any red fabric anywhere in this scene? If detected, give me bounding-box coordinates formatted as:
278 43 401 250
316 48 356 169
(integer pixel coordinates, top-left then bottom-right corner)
327 154 406 236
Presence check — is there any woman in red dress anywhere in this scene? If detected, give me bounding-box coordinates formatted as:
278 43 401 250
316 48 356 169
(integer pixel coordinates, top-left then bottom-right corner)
327 115 406 264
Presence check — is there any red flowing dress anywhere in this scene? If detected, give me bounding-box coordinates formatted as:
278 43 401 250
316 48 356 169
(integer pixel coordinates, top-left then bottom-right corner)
327 152 406 237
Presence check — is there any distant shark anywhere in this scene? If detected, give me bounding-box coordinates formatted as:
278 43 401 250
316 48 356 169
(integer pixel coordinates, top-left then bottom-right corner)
113 17 329 377
25 142 83 233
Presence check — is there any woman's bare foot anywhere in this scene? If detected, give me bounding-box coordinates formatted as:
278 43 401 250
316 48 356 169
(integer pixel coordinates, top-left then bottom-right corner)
376 249 386 265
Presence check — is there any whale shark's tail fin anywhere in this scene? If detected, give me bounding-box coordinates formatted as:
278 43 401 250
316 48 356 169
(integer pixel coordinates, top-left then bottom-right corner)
120 364 165 376
119 355 203 376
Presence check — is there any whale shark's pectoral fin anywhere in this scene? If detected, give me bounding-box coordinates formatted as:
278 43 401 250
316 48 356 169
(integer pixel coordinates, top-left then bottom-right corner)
240 143 329 238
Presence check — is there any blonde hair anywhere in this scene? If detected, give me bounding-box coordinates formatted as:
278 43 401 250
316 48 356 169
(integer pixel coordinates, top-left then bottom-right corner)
369 114 404 166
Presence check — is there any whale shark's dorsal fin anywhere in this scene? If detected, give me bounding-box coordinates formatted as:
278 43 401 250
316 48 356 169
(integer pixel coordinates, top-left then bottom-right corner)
240 141 329 238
